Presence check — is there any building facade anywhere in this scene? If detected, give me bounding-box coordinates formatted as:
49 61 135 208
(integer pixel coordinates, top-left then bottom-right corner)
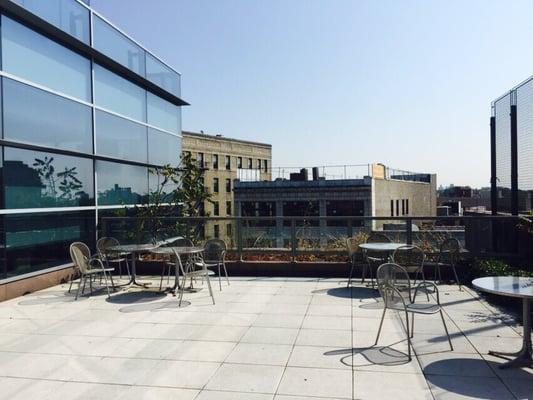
0 0 186 281
182 131 272 245
491 77 533 215
234 164 436 245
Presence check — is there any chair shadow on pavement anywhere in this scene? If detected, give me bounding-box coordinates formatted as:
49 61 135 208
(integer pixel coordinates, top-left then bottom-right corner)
324 344 411 368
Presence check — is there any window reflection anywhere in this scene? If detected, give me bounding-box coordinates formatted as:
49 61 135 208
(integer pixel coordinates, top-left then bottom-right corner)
147 92 181 134
148 128 180 166
4 211 95 278
146 53 180 96
3 78 93 153
12 0 90 44
93 15 146 76
95 110 147 163
3 147 94 209
97 161 148 205
94 64 146 122
1 16 91 101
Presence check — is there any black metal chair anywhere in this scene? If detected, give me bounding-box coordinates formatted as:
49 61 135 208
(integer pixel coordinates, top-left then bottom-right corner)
362 233 391 288
428 238 462 290
375 263 453 361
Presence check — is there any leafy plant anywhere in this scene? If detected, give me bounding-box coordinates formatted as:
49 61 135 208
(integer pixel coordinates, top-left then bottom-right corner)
469 259 533 279
133 152 213 244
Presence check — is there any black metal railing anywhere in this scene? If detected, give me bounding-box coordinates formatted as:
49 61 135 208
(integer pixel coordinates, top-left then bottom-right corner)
99 215 533 264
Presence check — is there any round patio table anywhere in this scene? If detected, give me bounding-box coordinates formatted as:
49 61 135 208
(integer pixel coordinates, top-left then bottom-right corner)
150 246 204 296
359 243 406 252
472 276 533 369
108 243 159 288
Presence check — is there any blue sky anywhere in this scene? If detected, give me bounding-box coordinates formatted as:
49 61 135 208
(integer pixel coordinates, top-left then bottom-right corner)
90 0 533 187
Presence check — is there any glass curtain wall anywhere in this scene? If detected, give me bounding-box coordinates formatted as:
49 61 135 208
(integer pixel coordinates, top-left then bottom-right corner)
0 2 183 279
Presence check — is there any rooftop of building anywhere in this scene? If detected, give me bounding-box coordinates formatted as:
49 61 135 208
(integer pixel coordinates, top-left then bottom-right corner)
182 130 272 149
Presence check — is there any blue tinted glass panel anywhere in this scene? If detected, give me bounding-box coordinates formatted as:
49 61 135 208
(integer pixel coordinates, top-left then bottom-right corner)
146 53 180 96
5 211 95 278
3 78 93 153
95 110 147 163
4 147 94 209
94 64 146 121
12 0 90 43
93 15 146 76
148 128 180 166
97 161 148 205
147 93 181 133
1 16 91 101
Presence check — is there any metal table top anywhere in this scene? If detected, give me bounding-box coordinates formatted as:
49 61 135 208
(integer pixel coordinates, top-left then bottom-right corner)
359 243 406 252
473 277 533 299
150 246 204 255
108 243 159 253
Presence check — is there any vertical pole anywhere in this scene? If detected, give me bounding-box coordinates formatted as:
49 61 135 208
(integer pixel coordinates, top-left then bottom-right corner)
237 217 243 262
406 217 413 245
291 219 296 263
510 92 518 216
490 114 497 215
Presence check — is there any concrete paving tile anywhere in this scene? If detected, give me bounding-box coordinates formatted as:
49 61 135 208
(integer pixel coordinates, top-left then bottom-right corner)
206 363 284 394
296 328 352 348
241 327 299 345
226 342 292 365
427 375 515 400
277 366 352 399
252 313 304 328
354 370 432 400
140 359 220 389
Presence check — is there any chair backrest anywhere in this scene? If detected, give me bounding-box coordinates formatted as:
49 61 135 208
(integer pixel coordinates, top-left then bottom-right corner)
366 233 391 243
439 238 460 265
96 237 119 256
392 245 425 271
203 239 226 262
70 242 91 274
376 262 411 310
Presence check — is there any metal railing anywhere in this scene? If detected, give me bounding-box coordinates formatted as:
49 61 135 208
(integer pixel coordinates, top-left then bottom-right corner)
100 215 533 264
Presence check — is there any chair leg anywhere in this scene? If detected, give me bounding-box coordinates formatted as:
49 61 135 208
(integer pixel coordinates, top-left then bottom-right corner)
361 263 367 285
75 274 83 300
347 262 355 288
102 270 111 299
205 273 215 305
421 268 429 301
411 313 415 338
81 274 87 295
89 273 93 294
108 271 115 289
68 273 74 293
405 311 412 361
223 261 230 286
374 307 387 345
217 264 222 291
452 264 462 291
439 309 454 351
178 275 186 307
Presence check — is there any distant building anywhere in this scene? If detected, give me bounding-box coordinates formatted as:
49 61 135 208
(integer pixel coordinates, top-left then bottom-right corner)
437 185 491 215
182 131 272 244
491 77 533 214
234 164 436 245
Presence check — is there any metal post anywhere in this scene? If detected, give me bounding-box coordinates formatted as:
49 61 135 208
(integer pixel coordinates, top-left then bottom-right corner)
347 219 353 238
490 114 497 215
406 218 413 245
290 219 296 263
510 92 518 216
237 217 243 261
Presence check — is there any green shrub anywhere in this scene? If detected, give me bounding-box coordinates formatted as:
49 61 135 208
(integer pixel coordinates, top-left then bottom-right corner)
470 259 533 279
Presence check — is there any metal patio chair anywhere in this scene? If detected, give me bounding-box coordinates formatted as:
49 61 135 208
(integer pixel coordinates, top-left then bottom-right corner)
173 247 215 307
392 245 429 300
428 238 462 290
96 237 131 279
346 237 366 287
362 232 391 288
69 242 115 300
159 237 194 291
200 239 230 291
374 263 453 361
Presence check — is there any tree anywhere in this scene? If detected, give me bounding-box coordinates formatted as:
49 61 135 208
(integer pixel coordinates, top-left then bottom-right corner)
132 152 212 243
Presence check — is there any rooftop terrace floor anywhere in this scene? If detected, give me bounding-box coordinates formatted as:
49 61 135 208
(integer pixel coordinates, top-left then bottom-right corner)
0 276 531 399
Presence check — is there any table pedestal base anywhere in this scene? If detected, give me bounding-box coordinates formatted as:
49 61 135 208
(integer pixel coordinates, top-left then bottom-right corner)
489 298 532 369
